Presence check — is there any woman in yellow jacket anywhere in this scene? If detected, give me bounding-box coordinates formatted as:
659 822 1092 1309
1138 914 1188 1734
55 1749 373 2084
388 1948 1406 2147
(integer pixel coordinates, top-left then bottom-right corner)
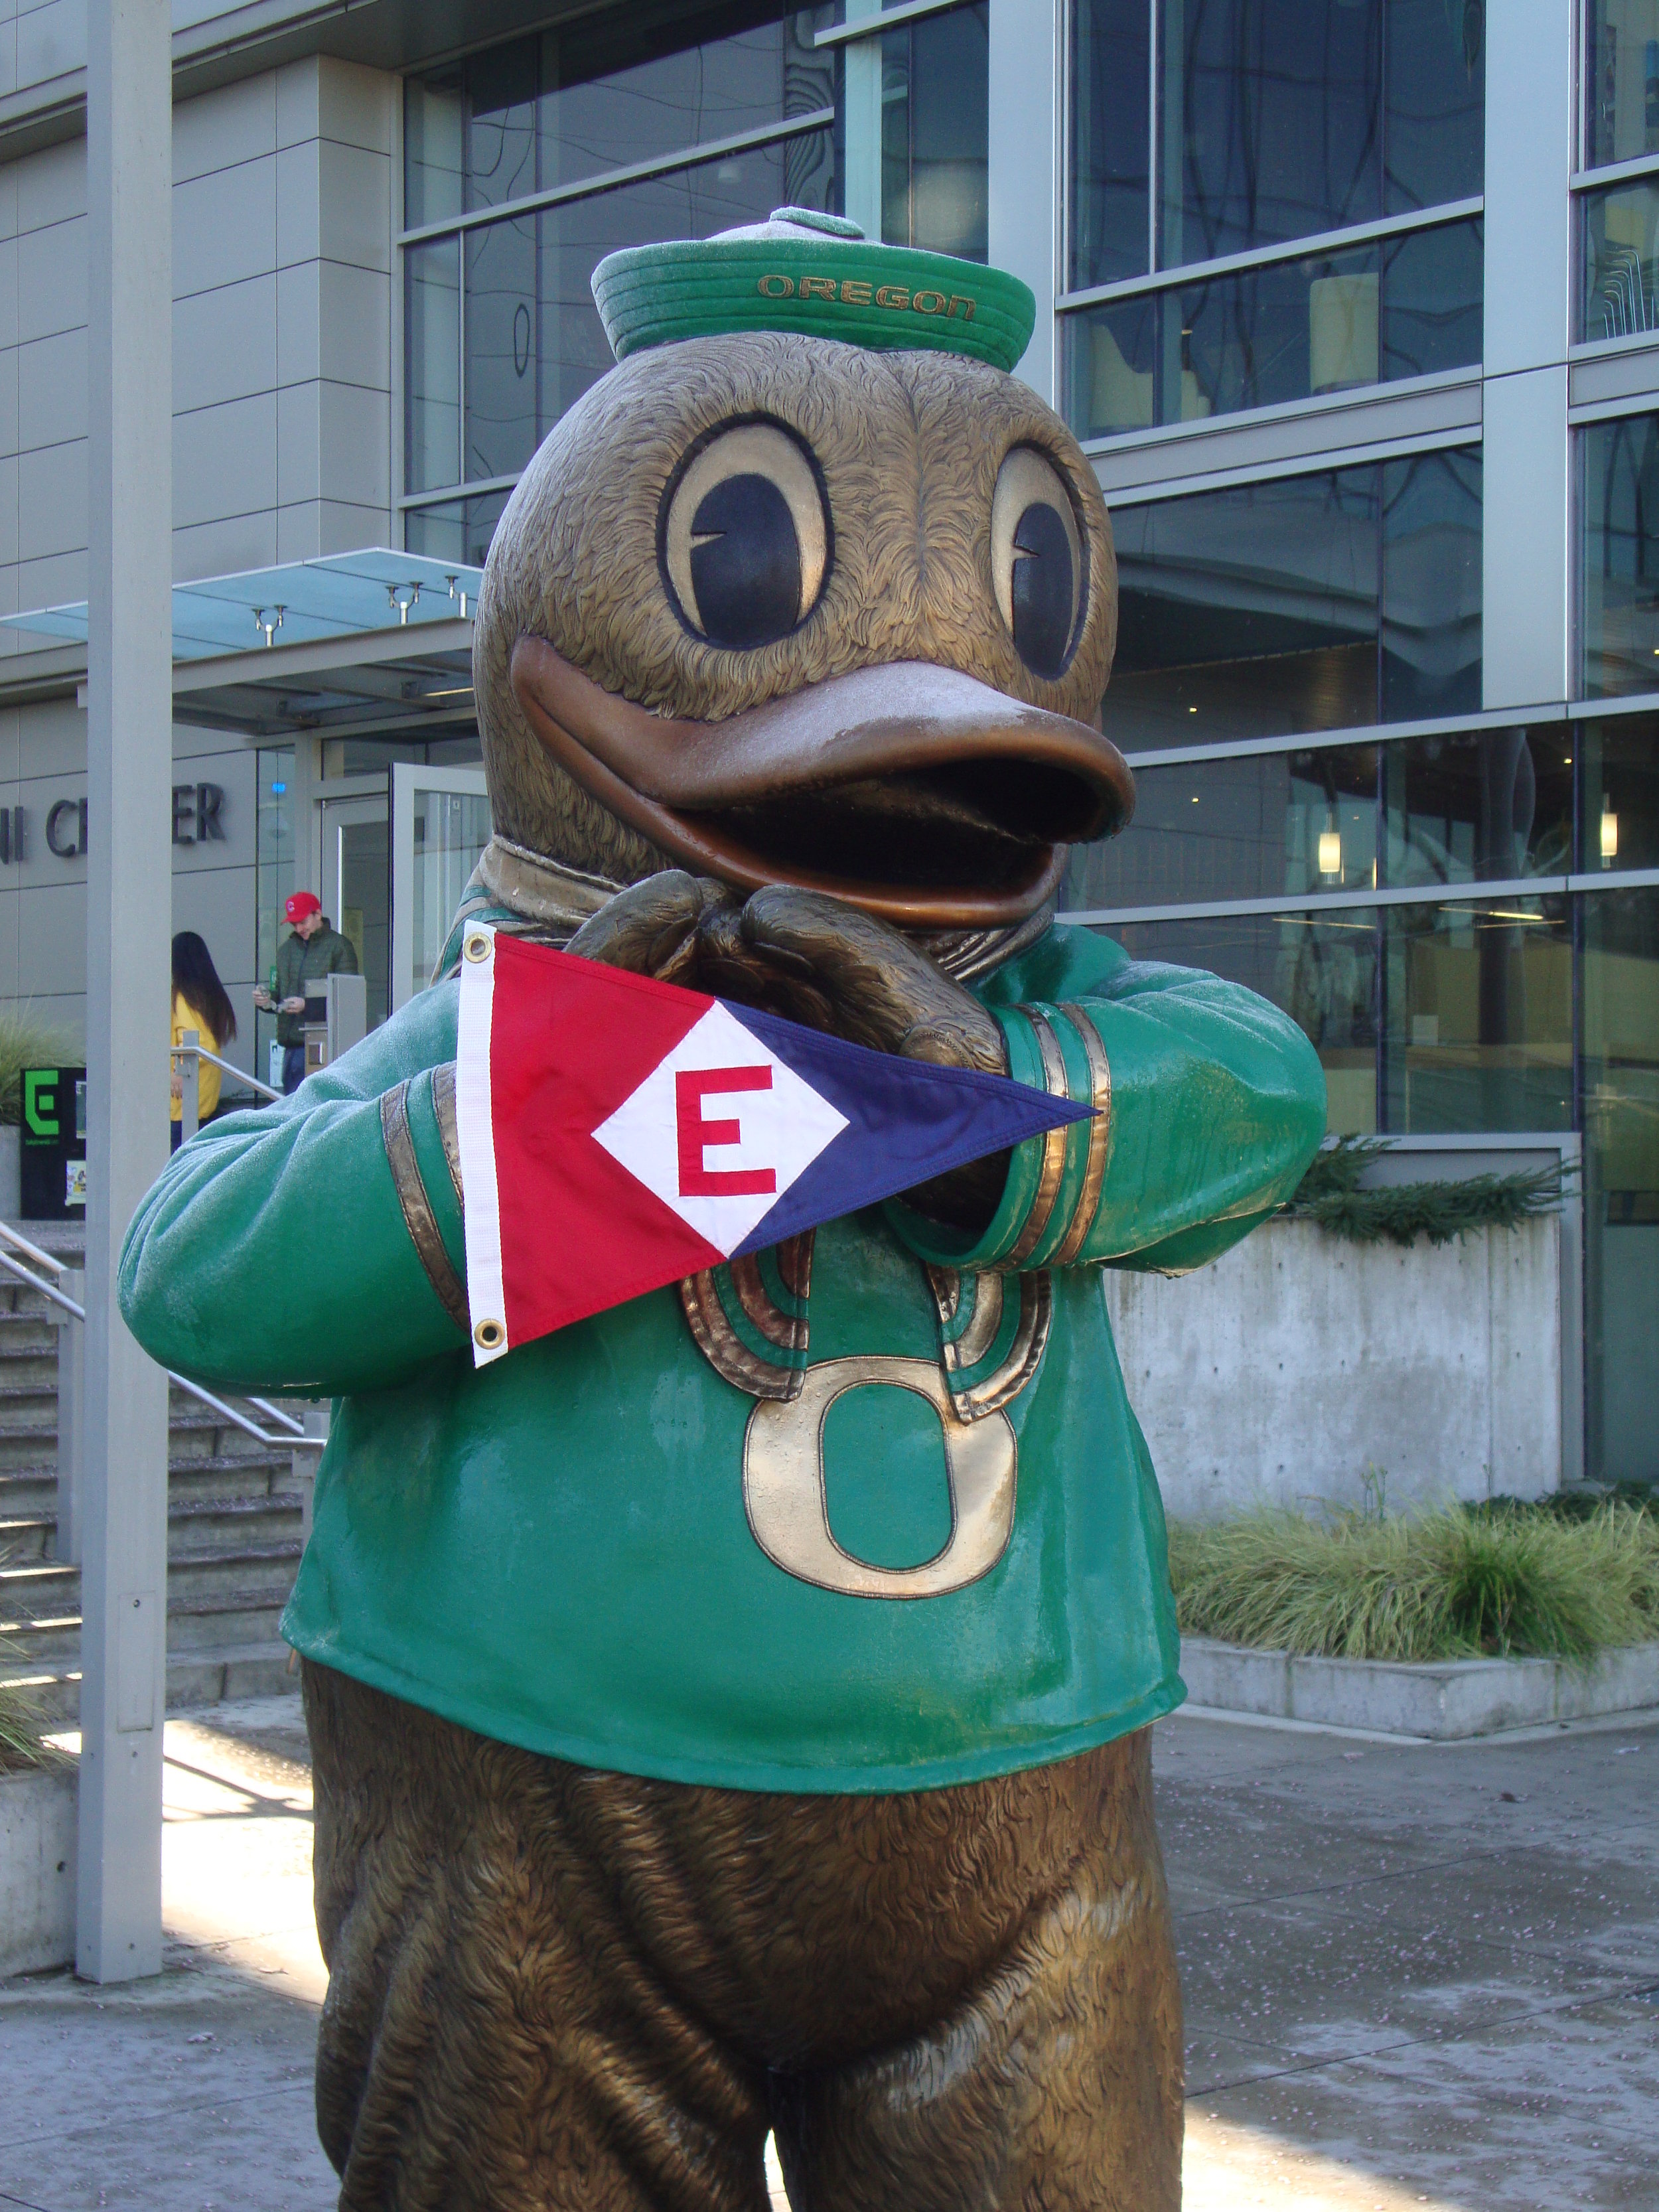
170 930 238 1151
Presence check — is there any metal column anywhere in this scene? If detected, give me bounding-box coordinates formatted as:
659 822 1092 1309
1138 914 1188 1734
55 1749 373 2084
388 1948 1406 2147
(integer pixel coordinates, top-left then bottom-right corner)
78 0 173 1984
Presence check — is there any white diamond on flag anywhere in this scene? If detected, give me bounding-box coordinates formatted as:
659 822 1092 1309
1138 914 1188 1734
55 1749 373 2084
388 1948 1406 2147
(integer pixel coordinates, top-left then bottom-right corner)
591 1000 849 1255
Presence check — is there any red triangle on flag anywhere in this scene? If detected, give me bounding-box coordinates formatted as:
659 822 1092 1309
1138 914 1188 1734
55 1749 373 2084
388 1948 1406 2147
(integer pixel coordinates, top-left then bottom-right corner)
457 930 726 1356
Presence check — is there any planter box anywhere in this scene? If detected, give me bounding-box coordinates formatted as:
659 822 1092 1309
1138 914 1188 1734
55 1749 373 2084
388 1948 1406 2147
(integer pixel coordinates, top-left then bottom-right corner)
0 1763 76 1975
1179 1635 1659 1740
1106 1214 1562 1518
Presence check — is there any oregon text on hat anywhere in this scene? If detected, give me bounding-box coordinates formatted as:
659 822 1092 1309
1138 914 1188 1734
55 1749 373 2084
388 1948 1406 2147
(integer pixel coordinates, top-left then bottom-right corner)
592 209 1035 375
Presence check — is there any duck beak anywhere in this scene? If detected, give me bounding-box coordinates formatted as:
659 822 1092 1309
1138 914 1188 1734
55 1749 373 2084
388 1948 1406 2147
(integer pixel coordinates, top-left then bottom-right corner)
510 636 1135 928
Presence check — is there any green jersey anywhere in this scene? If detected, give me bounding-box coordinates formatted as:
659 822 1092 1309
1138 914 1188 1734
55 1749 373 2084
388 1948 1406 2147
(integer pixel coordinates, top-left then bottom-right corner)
119 921 1324 1793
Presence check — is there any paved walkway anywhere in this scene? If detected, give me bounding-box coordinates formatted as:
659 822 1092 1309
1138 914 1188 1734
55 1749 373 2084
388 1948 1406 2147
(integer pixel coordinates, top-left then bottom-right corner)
0 1696 1654 2210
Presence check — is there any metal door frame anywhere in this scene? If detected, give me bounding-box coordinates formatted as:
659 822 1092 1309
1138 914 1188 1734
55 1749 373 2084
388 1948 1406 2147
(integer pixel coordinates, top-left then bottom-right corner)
390 761 491 1010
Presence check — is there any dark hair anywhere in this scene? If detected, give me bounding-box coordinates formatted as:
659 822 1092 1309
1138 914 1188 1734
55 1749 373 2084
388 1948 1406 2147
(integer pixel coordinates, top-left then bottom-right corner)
171 931 238 1045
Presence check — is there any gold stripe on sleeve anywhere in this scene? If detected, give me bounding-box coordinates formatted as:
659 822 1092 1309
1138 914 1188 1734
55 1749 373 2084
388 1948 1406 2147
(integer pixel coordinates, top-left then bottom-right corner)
380 1079 469 1334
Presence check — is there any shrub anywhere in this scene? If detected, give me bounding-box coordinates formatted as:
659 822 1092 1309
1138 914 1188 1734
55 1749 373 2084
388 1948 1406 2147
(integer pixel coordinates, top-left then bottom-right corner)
1168 1498 1659 1662
0 1007 72 1128
1283 1134 1567 1247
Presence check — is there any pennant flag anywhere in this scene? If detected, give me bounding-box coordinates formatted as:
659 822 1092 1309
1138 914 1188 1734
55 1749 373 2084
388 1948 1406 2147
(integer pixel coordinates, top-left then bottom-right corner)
454 926 1092 1364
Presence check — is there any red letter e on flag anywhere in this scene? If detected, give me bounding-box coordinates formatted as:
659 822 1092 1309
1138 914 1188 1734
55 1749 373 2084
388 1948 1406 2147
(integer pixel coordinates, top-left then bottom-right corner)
676 1067 777 1197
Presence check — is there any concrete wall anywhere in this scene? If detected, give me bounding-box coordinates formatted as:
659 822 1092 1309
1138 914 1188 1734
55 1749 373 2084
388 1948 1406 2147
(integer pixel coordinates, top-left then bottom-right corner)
0 50 397 1049
1108 1215 1563 1522
0 706 261 1065
0 50 396 615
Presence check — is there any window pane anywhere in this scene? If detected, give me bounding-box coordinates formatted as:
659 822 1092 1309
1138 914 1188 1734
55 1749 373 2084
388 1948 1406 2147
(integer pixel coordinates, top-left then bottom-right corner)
405 488 512 569
1581 411 1659 699
405 238 460 495
1069 0 1150 288
1062 220 1479 443
1064 745 1380 911
1579 713 1659 873
1380 446 1481 721
536 129 839 428
1382 726 1571 889
538 2 835 194
1094 910 1381 1135
1159 0 1382 267
1380 217 1482 379
1581 177 1659 342
1105 471 1382 749
1585 0 1659 171
877 3 988 259
1380 895 1572 1133
405 73 463 229
1383 0 1484 212
465 217 539 484
405 5 835 216
464 35 540 214
1582 886 1659 1484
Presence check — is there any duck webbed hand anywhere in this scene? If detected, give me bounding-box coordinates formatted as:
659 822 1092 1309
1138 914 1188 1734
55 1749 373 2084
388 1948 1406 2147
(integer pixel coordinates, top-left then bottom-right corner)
705 886 1012 1235
565 871 738 982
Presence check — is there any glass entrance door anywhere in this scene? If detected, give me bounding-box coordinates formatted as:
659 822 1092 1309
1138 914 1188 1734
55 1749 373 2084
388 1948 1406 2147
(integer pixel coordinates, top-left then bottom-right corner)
321 794 391 1031
391 763 492 1009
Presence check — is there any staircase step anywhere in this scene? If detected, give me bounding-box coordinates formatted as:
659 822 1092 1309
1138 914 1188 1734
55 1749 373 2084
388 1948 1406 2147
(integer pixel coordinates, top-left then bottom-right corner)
167 1492 304 1552
0 1639 298 1724
0 1512 52 1558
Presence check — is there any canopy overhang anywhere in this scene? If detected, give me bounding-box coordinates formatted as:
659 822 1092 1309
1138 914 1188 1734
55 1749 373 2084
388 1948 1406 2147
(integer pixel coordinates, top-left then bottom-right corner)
0 549 486 739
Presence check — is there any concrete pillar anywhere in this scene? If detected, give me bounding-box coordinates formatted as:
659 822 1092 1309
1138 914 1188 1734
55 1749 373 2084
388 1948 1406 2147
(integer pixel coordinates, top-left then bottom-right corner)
841 2 885 247
1481 0 1575 712
988 0 1060 407
78 0 173 1985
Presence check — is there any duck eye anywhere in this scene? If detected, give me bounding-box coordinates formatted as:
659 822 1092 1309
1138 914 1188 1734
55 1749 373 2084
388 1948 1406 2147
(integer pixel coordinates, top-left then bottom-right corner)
662 421 830 649
991 446 1084 682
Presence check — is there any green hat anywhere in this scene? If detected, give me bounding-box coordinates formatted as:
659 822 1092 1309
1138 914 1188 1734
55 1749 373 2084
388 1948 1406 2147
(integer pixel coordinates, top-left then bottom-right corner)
591 208 1036 374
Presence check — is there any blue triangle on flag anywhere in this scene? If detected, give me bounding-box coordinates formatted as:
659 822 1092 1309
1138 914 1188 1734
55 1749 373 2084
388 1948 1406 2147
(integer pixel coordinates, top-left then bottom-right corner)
723 999 1094 1256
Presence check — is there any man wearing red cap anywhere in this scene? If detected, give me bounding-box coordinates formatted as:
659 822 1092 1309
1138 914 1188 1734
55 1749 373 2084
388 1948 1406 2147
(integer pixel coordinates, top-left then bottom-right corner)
253 891 360 1093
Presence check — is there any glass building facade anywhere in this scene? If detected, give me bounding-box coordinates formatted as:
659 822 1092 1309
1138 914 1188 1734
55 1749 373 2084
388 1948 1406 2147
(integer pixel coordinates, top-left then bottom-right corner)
390 0 1657 1491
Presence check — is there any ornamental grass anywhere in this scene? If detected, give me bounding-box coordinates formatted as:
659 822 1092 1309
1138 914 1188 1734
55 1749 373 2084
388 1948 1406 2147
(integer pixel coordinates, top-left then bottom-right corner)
1167 1498 1659 1664
0 1006 70 1128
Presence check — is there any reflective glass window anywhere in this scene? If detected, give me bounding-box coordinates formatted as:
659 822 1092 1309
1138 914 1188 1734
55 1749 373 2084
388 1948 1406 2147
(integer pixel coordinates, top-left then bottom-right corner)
405 238 461 494
404 488 513 570
1104 453 1480 749
1068 0 1150 287
1157 0 1384 265
405 4 835 220
1378 445 1481 723
1069 1 1482 290
1066 745 1382 912
1096 909 1382 1134
1383 0 1484 212
1582 886 1659 1485
1382 727 1571 889
1107 470 1380 749
1581 177 1659 342
873 3 989 259
1062 218 1479 441
1585 0 1659 171
1581 411 1659 698
1380 895 1573 1134
1577 713 1659 873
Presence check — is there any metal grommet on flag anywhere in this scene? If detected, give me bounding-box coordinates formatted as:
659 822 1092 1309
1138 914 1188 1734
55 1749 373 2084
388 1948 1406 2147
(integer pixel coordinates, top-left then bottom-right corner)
473 1318 506 1351
463 929 494 963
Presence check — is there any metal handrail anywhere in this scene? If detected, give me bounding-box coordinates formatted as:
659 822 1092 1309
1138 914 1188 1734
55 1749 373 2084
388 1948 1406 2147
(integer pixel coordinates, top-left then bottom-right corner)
0 1218 66 1278
171 1039 282 1104
248 1395 307 1438
0 1242 321 1454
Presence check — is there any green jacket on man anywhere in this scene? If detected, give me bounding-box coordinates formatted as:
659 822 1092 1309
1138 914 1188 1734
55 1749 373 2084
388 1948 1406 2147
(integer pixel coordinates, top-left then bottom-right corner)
272 922 358 1046
119 919 1325 1794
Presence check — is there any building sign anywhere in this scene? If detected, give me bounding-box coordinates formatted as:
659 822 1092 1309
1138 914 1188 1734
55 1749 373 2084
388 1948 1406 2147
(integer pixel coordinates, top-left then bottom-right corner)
0 784 226 863
21 1065 86 1218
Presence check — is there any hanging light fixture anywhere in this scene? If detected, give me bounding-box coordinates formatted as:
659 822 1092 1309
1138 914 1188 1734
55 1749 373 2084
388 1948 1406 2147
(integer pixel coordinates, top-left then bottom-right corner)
1319 817 1342 878
1601 797 1619 866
